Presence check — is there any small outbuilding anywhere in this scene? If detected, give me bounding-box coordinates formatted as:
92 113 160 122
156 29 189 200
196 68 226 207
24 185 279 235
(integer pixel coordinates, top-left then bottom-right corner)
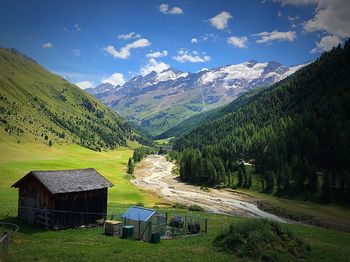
121 206 166 241
12 168 113 229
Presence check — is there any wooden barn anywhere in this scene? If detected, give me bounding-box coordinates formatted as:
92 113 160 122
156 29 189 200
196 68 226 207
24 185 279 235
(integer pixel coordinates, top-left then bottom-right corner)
11 168 113 229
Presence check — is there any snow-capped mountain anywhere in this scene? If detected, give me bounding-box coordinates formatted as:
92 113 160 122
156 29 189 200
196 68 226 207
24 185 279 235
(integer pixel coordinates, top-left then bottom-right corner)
87 60 307 135
85 83 116 95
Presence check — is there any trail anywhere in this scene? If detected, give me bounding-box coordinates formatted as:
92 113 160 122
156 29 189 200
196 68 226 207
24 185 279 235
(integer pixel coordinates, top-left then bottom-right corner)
131 154 287 223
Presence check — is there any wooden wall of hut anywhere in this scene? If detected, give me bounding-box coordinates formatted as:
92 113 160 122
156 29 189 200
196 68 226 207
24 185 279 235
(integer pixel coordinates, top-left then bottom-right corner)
51 188 108 229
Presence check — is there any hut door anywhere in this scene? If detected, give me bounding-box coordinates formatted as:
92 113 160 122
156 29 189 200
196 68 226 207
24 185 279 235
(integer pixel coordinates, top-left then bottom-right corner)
20 196 37 223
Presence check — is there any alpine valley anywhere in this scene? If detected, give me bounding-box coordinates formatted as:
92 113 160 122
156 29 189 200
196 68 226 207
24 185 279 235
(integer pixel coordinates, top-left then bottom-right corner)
87 61 307 135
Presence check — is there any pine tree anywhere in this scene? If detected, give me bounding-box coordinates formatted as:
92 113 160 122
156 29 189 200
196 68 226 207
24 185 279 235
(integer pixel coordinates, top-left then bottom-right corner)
127 157 134 174
321 173 332 203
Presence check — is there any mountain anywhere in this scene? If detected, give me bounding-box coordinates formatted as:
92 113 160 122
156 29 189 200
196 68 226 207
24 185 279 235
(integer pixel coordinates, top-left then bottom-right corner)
156 85 269 139
0 48 149 150
171 41 350 204
88 61 307 136
85 83 118 95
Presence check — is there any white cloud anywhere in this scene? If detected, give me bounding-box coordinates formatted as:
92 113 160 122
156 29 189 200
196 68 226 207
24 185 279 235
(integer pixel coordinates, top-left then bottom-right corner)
146 50 168 58
101 72 126 86
43 42 53 49
159 4 183 15
253 30 296 43
74 24 81 31
209 11 232 30
103 38 151 59
72 49 80 56
75 81 94 89
118 32 141 40
191 38 198 43
274 0 350 38
310 35 342 53
140 58 170 76
227 36 248 48
173 49 211 63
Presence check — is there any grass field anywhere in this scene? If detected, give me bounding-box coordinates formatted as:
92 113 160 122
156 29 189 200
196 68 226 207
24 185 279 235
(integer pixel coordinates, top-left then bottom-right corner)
0 132 163 219
1 134 350 261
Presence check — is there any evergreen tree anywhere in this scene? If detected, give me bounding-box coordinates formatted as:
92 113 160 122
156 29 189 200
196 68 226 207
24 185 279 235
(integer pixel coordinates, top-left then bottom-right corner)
127 157 134 174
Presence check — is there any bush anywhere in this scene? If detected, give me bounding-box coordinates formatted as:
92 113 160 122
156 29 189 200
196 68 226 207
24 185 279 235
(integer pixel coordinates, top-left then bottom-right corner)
187 220 201 234
188 205 204 212
172 203 187 209
169 215 183 228
213 219 310 260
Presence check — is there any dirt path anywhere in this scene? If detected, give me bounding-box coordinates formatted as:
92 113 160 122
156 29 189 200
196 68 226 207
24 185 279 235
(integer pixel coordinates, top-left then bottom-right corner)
131 154 287 223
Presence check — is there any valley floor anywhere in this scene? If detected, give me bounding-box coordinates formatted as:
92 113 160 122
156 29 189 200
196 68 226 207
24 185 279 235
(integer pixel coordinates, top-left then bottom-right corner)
132 155 286 222
0 139 350 261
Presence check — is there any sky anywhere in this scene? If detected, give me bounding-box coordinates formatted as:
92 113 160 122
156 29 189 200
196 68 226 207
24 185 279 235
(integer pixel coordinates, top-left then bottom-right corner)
0 0 349 89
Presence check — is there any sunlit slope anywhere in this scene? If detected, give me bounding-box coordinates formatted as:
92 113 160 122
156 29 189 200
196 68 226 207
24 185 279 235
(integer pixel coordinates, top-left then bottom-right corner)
0 48 133 151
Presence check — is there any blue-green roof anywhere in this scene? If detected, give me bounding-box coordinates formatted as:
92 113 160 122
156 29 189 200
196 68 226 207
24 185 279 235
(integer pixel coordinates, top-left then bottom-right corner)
121 206 156 222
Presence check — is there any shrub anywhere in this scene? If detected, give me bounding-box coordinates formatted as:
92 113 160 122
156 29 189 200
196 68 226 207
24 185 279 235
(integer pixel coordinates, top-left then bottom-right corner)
188 205 204 212
187 220 201 234
169 215 183 228
172 203 187 209
213 219 310 260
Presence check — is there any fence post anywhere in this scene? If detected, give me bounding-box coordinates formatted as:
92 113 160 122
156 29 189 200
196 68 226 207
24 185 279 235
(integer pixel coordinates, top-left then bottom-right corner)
138 220 141 240
205 218 208 234
165 213 168 223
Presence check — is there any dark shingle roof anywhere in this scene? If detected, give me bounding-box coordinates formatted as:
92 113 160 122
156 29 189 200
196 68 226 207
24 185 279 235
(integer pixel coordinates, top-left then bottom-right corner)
12 168 113 194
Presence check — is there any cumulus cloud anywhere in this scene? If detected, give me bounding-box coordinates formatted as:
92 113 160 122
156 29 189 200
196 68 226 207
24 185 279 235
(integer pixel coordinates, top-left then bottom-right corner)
209 11 232 30
274 0 350 38
43 42 53 48
227 36 248 48
310 35 342 53
191 38 198 43
74 24 81 31
75 81 94 89
118 32 141 40
101 72 126 86
173 49 210 63
140 58 170 76
146 50 168 58
103 38 151 59
253 30 296 43
159 4 183 15
72 49 80 56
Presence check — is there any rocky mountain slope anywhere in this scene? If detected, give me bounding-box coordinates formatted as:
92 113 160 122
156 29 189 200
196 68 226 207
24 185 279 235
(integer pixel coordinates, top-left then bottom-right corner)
88 60 307 136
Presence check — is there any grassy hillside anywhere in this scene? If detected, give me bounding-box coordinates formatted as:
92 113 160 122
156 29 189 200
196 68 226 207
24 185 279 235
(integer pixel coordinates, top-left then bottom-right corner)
0 48 151 151
0 132 162 219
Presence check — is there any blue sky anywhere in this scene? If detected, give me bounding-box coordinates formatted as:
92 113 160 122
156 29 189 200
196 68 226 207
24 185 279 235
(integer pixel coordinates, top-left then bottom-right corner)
0 0 349 88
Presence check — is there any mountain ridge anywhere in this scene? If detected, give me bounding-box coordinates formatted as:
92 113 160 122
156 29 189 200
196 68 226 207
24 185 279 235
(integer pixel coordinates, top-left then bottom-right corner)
87 60 308 136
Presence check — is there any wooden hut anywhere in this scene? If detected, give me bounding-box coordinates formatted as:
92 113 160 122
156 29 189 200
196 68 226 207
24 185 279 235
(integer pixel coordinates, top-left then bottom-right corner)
11 168 113 229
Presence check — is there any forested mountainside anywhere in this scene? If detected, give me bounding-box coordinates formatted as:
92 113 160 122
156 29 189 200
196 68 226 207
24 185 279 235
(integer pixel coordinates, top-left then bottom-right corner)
156 86 270 139
172 41 350 204
0 48 150 150
88 61 306 136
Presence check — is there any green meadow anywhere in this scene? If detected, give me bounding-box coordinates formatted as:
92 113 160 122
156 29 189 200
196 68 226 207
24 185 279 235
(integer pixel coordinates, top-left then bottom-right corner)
1 133 350 261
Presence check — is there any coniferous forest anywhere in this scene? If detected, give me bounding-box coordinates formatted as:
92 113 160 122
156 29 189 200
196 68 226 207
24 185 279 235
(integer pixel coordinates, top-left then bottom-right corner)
171 40 350 205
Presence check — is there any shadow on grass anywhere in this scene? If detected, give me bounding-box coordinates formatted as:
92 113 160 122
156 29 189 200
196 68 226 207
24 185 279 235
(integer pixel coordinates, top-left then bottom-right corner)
0 216 47 235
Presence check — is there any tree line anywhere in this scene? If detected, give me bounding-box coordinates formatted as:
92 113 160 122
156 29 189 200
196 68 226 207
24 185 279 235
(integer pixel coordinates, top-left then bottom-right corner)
127 147 154 175
171 40 350 205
